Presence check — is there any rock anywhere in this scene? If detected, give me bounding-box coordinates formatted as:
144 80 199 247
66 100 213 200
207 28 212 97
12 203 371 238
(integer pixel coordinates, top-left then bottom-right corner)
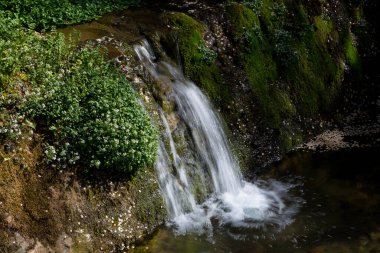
14 233 35 253
28 241 49 253
5 215 15 227
4 142 16 153
161 100 176 114
166 113 179 130
55 233 73 253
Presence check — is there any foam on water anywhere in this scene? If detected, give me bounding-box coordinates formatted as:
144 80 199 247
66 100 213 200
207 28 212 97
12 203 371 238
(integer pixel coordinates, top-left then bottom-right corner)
169 180 298 236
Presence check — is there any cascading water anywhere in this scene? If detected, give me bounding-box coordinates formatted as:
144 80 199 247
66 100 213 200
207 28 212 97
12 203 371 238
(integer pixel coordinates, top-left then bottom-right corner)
134 40 298 234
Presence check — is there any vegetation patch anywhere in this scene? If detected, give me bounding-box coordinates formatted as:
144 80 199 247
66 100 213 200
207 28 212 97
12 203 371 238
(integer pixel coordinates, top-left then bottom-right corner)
227 4 293 128
0 0 140 30
0 13 158 175
344 31 362 77
226 1 353 150
163 12 231 105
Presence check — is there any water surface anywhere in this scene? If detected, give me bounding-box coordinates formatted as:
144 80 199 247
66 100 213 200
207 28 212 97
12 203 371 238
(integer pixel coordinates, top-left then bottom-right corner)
131 147 380 253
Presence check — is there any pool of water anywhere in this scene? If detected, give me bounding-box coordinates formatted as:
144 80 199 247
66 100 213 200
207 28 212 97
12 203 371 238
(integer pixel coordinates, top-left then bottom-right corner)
131 147 380 253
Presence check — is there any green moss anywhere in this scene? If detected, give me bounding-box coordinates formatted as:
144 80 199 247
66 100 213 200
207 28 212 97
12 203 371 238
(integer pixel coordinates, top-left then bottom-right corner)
279 130 293 152
190 172 209 203
353 6 365 23
130 168 166 226
164 12 230 105
256 0 278 31
314 16 334 43
277 6 345 115
258 0 289 34
289 41 327 113
72 238 94 253
278 127 304 152
227 3 296 129
227 2 351 151
226 4 260 38
344 31 362 77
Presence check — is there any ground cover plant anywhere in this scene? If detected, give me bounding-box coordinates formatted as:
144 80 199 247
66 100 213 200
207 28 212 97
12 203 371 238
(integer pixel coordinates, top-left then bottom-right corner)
0 12 158 175
0 0 140 30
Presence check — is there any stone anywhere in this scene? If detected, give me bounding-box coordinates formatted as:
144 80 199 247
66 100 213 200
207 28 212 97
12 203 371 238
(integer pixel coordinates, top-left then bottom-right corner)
4 142 16 154
28 241 49 253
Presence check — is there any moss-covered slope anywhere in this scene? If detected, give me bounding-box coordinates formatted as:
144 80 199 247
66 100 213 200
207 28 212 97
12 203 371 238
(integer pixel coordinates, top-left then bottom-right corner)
159 0 362 152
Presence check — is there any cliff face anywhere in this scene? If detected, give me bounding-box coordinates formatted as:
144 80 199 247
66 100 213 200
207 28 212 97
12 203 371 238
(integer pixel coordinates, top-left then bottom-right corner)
0 0 378 251
146 0 374 171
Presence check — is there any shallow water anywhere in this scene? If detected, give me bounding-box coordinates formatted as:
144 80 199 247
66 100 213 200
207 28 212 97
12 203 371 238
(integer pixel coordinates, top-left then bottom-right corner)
131 147 380 253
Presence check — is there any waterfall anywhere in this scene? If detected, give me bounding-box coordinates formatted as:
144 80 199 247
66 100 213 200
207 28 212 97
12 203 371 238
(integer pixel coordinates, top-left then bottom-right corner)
134 40 298 233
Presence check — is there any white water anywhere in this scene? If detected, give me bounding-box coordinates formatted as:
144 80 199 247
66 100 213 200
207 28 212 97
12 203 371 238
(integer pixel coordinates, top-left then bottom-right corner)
134 40 297 234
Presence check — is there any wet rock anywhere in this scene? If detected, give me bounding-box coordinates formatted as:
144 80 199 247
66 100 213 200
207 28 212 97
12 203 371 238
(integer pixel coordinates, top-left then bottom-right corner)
166 113 180 131
161 100 176 114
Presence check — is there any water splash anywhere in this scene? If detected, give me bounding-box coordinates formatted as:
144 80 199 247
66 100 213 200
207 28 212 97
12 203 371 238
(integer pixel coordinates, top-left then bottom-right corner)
134 40 298 235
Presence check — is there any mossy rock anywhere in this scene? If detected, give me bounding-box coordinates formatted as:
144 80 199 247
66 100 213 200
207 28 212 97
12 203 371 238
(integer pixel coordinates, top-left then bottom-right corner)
226 3 294 126
343 31 362 78
225 1 355 151
314 16 335 44
226 3 260 39
162 12 231 106
129 168 166 227
284 8 345 114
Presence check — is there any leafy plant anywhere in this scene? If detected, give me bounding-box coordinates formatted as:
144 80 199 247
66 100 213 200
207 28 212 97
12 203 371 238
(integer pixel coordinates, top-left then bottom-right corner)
242 0 263 15
0 14 158 174
240 25 263 47
0 0 140 30
273 29 298 67
198 44 218 64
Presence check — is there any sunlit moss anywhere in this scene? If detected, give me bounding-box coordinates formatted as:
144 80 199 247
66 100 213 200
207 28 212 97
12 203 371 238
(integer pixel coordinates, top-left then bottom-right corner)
344 31 362 77
314 16 334 43
163 12 231 105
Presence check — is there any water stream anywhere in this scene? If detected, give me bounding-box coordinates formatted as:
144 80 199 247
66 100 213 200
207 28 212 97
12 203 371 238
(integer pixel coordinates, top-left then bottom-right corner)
134 40 298 234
